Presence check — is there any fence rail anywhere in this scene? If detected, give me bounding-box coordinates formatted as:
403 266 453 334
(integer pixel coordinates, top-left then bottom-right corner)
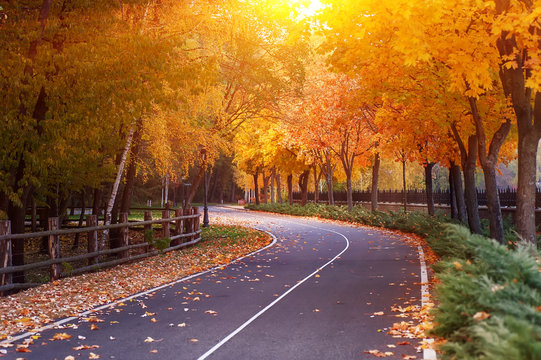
292 188 541 208
0 207 201 295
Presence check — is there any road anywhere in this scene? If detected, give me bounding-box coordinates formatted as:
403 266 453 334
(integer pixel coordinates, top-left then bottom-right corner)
3 206 429 359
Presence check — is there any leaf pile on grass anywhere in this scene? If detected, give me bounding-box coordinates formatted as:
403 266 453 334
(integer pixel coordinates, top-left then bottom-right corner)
0 225 270 339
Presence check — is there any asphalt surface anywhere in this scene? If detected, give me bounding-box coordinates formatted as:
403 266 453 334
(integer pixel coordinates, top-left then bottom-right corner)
3 206 426 359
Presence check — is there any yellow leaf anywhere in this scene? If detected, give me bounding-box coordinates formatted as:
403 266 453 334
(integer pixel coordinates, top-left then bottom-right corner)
51 333 72 341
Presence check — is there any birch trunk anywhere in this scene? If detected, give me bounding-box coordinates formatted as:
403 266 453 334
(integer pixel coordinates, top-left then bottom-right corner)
101 125 135 249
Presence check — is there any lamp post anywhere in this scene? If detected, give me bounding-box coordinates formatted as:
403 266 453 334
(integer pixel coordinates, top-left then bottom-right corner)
201 149 209 227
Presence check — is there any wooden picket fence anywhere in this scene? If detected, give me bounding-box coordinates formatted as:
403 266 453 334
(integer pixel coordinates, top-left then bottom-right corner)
0 207 201 295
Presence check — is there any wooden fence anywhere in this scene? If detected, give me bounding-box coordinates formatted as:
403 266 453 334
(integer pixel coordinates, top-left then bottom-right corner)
293 188 541 208
0 207 201 295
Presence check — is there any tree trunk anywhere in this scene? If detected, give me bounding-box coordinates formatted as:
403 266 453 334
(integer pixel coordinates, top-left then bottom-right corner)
164 173 170 206
186 165 205 207
270 167 276 203
463 136 481 234
469 96 510 244
230 180 236 203
402 159 407 212
262 171 270 204
425 162 435 216
450 162 468 224
7 194 29 284
346 170 353 211
287 174 293 205
102 125 135 249
276 174 283 203
299 170 310 206
119 121 142 214
516 132 539 243
73 189 86 249
69 197 75 216
371 153 380 211
313 165 320 204
493 4 540 243
253 169 260 205
31 197 37 232
92 188 102 216
449 166 458 220
483 163 505 243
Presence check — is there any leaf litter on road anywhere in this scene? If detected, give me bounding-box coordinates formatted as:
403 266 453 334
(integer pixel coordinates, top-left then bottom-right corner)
0 221 271 340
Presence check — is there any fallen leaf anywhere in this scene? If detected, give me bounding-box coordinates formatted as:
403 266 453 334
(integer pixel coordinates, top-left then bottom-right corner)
473 311 490 321
402 356 416 359
373 311 384 316
51 333 72 341
205 310 217 316
364 349 394 357
89 352 100 359
189 339 199 343
90 324 99 330
73 345 100 350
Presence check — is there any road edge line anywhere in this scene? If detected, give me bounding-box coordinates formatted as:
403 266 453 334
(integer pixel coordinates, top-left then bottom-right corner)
418 245 437 360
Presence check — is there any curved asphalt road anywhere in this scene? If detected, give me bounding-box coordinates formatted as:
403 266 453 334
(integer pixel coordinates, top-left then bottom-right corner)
3 206 427 359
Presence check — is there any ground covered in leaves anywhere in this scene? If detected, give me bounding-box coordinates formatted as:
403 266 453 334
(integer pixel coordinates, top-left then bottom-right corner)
0 222 271 339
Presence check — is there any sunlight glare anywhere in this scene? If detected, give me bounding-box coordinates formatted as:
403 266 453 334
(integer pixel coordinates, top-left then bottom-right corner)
293 0 325 19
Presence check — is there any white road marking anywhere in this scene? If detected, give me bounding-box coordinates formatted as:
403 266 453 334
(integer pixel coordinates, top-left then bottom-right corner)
418 245 437 360
217 207 438 360
197 224 350 360
1 228 277 345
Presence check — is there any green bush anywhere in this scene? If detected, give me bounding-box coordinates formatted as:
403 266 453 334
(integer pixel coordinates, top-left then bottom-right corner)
246 203 448 238
428 224 541 359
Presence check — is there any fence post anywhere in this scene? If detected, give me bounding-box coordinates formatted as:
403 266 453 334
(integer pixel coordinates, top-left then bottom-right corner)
48 217 61 280
173 208 182 246
193 207 201 236
183 208 192 243
87 215 98 265
162 208 170 240
119 213 129 259
0 220 12 295
144 211 152 252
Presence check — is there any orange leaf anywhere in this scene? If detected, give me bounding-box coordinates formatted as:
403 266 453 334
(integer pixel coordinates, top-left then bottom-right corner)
51 333 72 341
473 311 490 321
